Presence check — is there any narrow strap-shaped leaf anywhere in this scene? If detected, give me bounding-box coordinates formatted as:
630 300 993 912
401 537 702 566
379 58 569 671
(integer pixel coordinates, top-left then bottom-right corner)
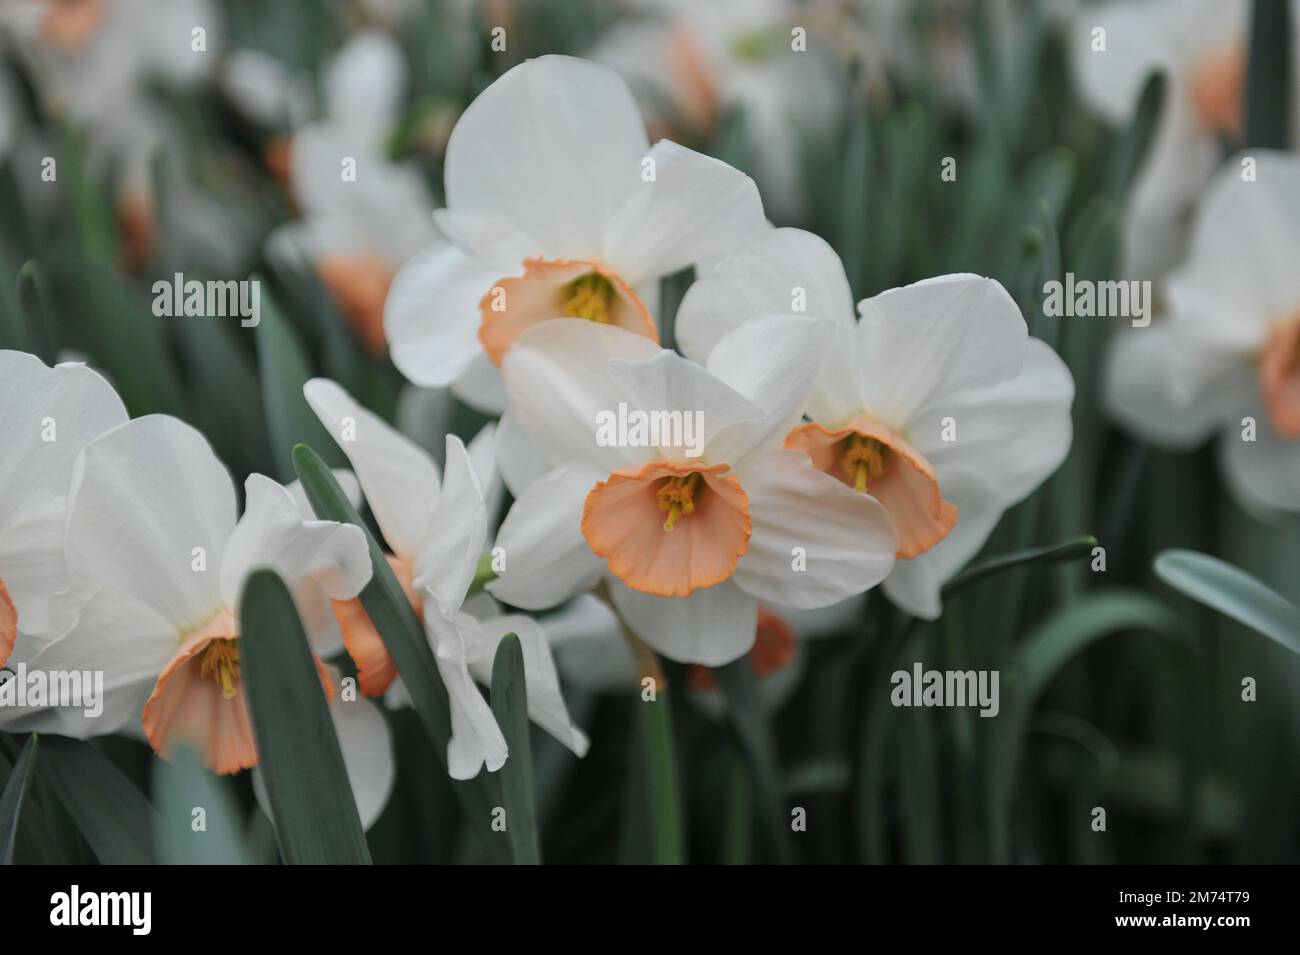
637 682 684 865
490 634 540 864
0 734 38 864
239 568 371 864
293 443 509 861
1155 549 1300 655
943 534 1098 598
712 658 793 863
1245 0 1292 148
37 735 158 864
1112 73 1166 198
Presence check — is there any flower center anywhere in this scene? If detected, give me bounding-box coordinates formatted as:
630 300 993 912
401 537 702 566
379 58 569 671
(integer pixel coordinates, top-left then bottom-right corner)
1190 42 1245 138
657 472 702 532
199 638 241 701
786 418 957 560
840 434 886 493
582 460 751 597
563 273 616 324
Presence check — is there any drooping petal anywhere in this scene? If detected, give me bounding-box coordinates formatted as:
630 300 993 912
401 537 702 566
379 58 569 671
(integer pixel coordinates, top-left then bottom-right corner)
1217 405 1300 517
66 415 236 632
486 465 607 611
542 594 635 693
608 577 759 666
731 449 897 608
304 377 441 560
443 55 649 258
219 474 372 608
412 435 487 612
495 410 551 497
325 690 396 831
426 608 508 779
466 613 590 758
603 139 766 283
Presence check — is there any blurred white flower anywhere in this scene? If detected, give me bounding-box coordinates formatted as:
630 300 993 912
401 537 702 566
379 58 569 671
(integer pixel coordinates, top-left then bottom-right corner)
588 0 847 220
384 54 767 413
676 229 1074 619
5 415 371 775
1070 0 1300 277
0 351 127 671
266 31 440 354
488 316 897 665
305 378 589 779
1105 152 1300 517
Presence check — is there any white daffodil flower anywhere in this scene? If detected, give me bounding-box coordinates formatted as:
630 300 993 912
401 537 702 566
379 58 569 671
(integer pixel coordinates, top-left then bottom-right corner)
588 0 846 220
383 54 768 413
487 315 898 666
0 351 127 671
6 415 372 775
1105 152 1300 517
267 30 441 355
304 378 590 780
676 229 1074 620
1069 0 1300 276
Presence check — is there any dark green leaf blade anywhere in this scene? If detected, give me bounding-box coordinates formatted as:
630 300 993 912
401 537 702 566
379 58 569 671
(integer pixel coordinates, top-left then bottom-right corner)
152 745 253 864
490 634 540 864
239 568 371 864
0 734 38 864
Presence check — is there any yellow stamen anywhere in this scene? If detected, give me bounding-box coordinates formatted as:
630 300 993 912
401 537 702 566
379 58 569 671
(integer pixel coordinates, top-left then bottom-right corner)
657 472 702 532
199 639 241 701
841 434 886 492
563 273 615 324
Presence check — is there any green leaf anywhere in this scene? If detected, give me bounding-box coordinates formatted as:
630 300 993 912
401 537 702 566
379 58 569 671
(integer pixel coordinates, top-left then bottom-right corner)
239 568 371 864
256 289 343 481
0 735 38 864
16 261 56 362
37 736 158 864
637 684 684 864
986 590 1192 862
712 657 793 863
1112 72 1166 198
152 745 253 864
292 443 508 860
1154 549 1300 655
1245 0 1292 148
944 534 1098 598
489 634 541 864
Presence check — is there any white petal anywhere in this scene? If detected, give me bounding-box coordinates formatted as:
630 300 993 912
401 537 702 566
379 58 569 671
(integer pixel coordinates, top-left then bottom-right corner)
882 474 1005 620
427 609 508 779
486 465 607 611
449 350 508 414
327 692 396 831
1103 324 1253 450
604 139 766 283
855 274 1027 429
495 410 552 497
304 377 440 560
444 55 648 257
1218 410 1300 517
501 319 662 473
394 384 454 460
325 30 405 148
385 241 514 389
705 315 833 456
541 594 635 693
467 613 590 758
467 421 504 524
220 474 372 606
675 227 854 363
732 450 897 608
911 338 1075 506
66 415 235 631
609 577 758 666
285 469 362 519
0 586 175 736
412 436 486 611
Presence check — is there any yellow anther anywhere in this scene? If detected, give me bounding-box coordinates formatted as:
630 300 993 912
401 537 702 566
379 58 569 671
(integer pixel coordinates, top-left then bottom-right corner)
199 639 241 701
841 434 886 493
657 472 702 532
563 273 616 324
